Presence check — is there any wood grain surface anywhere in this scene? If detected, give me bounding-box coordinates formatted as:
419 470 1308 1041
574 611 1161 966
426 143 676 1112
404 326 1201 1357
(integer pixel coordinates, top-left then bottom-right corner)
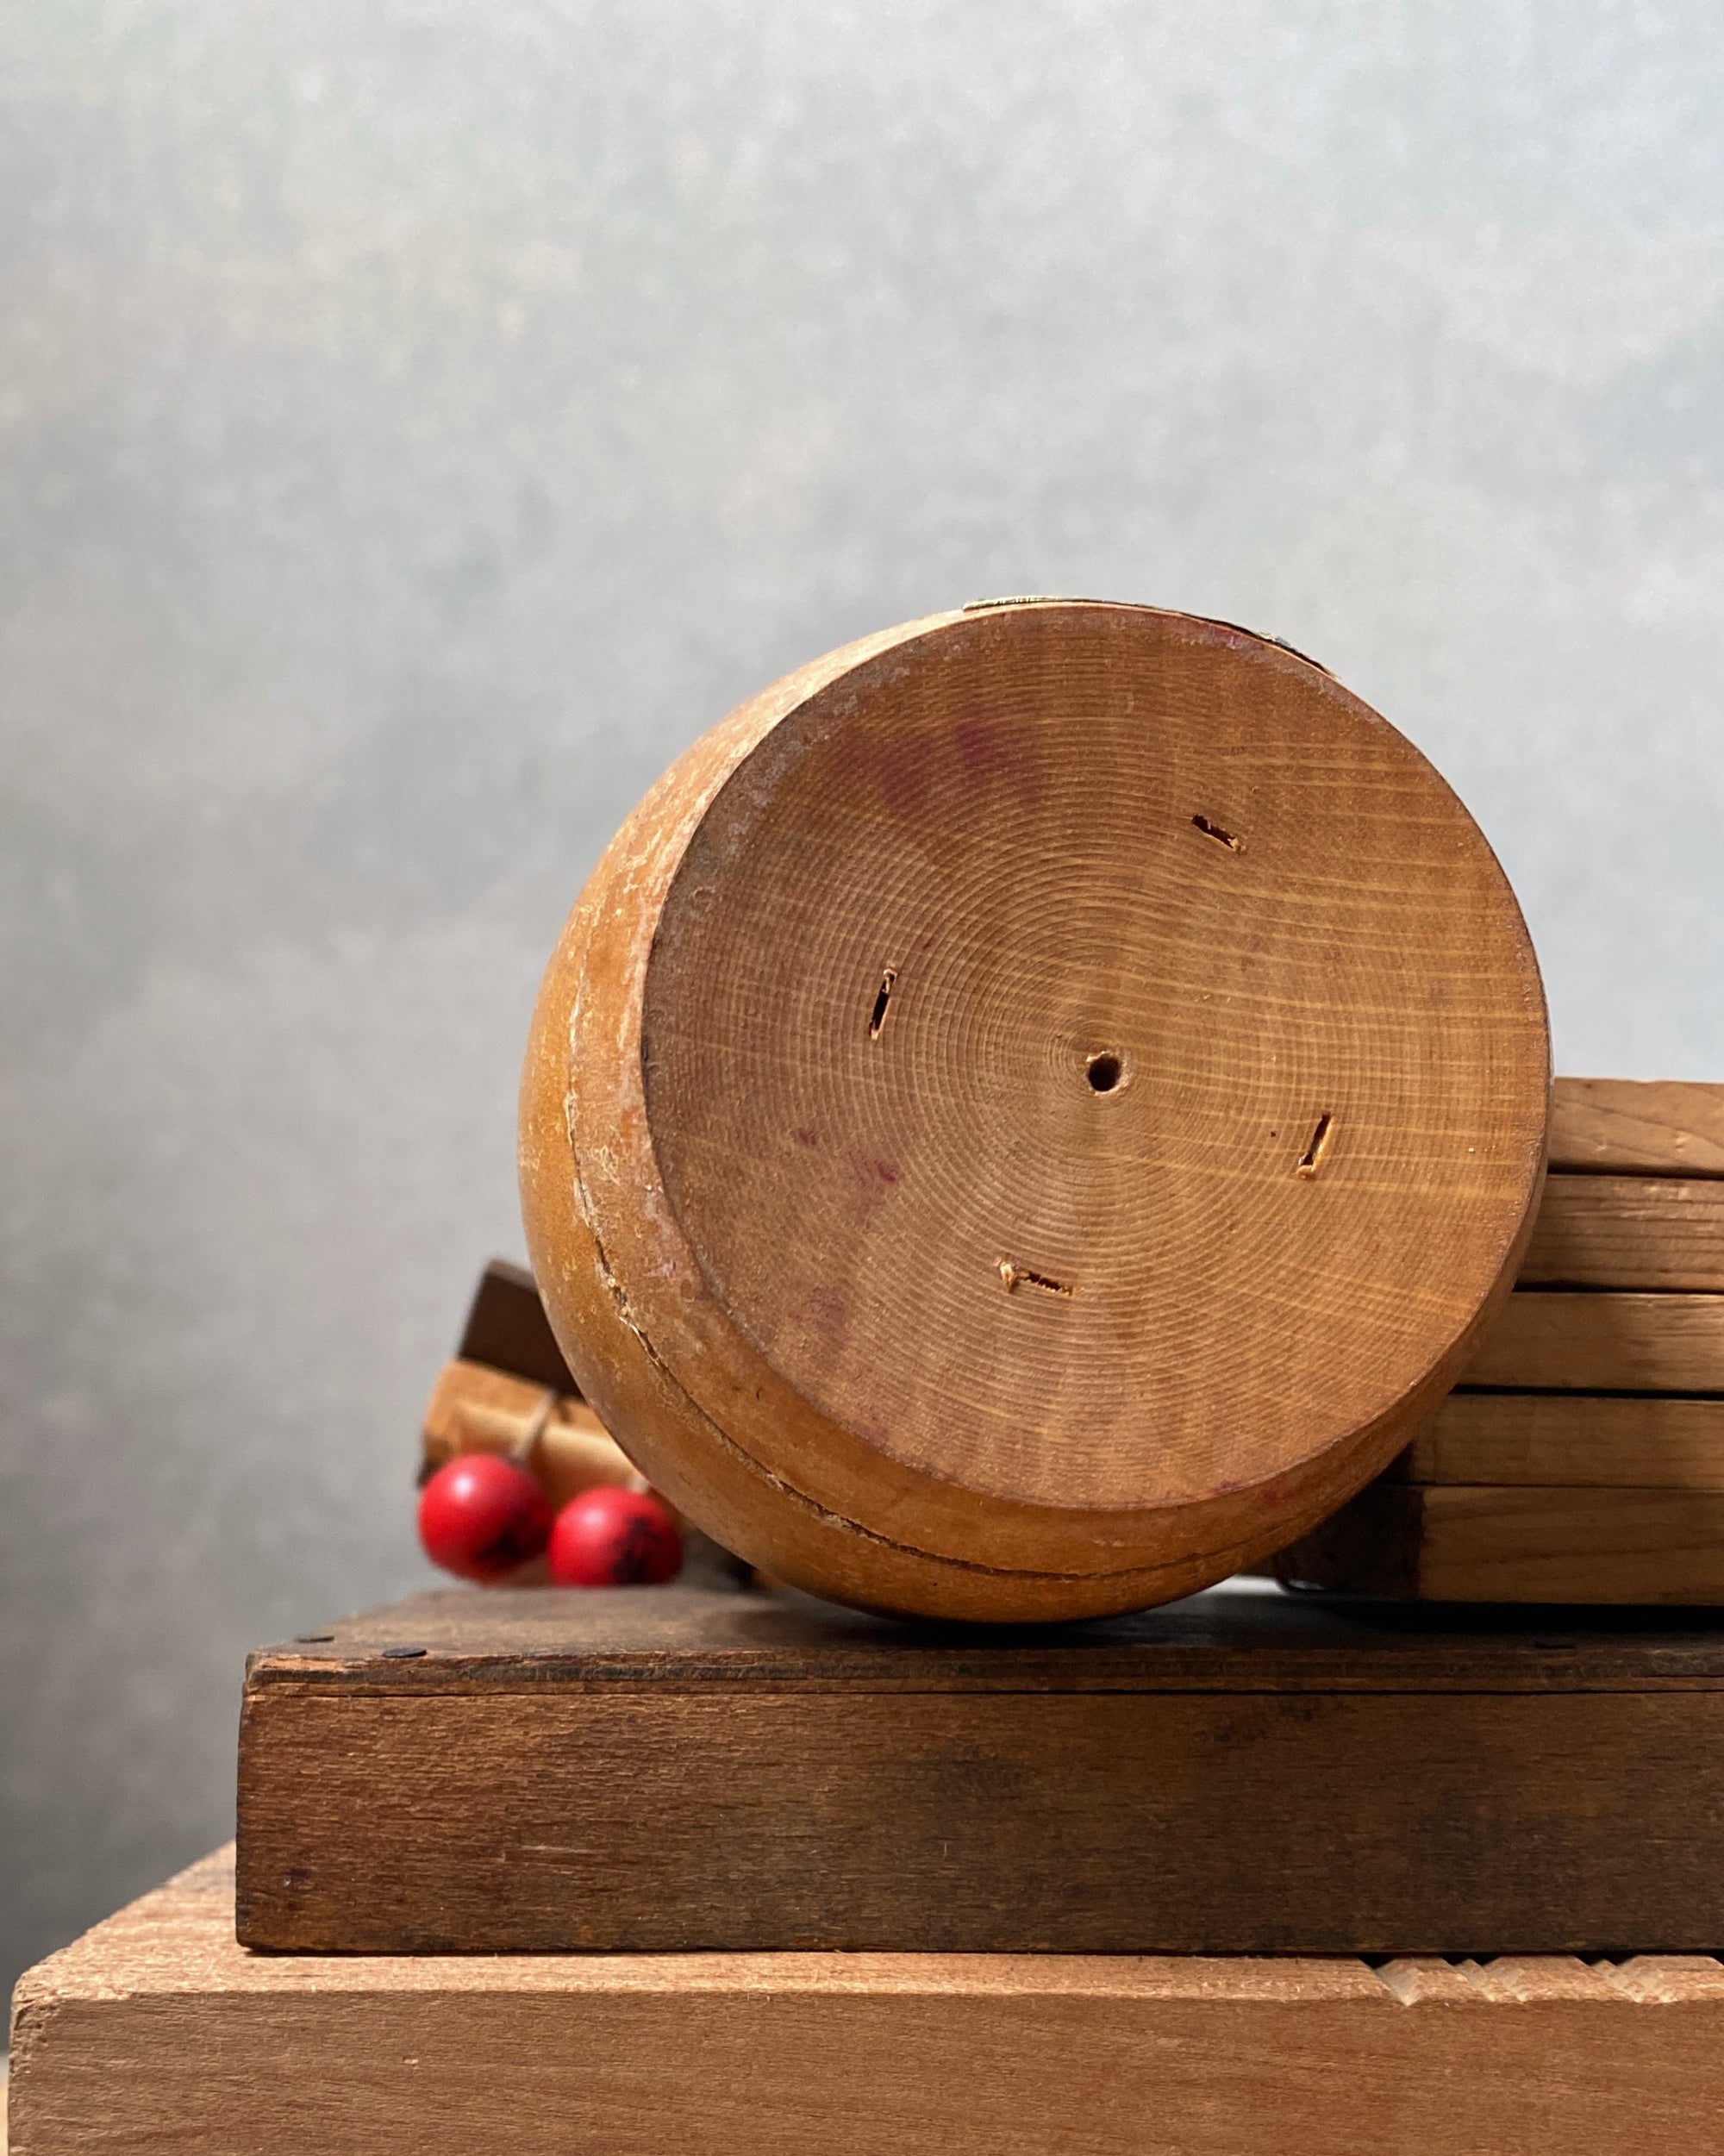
16 1849 1724 2156
1279 1483 1724 1603
1464 1292 1724 1390
1395 1392 1724 1487
456 1258 577 1393
1521 1175 1724 1290
1550 1078 1724 1178
235 1583 1724 1955
520 601 1548 1621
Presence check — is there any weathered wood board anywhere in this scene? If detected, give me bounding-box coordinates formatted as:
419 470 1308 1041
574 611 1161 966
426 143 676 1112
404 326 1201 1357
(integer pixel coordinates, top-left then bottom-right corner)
15 1848 1724 2156
1279 1484 1724 1602
1549 1078 1724 1178
236 1580 1724 1956
1521 1175 1724 1291
1464 1290 1724 1391
1394 1392 1724 1488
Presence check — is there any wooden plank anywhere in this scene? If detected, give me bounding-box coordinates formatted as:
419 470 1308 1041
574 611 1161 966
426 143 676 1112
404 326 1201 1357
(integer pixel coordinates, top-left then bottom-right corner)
1521 1176 1724 1291
1551 1078 1724 1178
15 1850 1724 2156
237 1583 1724 1956
1278 1484 1724 1603
456 1258 577 1394
1394 1394 1724 1489
240 1578 1724 1695
1464 1291 1724 1391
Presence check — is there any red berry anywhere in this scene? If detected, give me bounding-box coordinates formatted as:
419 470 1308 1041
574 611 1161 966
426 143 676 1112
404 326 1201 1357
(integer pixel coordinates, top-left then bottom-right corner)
548 1486 683 1587
417 1454 553 1582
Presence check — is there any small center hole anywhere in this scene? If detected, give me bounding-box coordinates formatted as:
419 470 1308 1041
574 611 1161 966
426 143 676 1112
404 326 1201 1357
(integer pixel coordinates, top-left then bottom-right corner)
1086 1052 1123 1093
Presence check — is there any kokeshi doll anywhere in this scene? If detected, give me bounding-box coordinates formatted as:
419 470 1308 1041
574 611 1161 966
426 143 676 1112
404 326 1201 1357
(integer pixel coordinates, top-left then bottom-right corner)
521 602 1549 1621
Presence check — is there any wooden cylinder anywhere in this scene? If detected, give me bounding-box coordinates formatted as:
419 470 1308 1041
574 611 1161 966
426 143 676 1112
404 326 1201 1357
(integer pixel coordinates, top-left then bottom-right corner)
521 603 1549 1621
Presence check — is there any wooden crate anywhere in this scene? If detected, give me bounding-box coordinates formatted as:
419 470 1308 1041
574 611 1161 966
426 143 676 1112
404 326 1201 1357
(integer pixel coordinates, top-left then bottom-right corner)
237 1576 1724 1956
14 1847 1724 2154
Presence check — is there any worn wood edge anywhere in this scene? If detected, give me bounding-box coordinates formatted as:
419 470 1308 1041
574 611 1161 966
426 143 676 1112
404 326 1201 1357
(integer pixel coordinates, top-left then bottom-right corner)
235 1583 1724 1696
22 1847 1724 2011
27 1859 1724 2156
231 1684 1724 1953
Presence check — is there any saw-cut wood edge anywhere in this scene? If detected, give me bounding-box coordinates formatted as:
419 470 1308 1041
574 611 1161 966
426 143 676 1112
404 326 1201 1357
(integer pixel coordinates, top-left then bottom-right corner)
15 1848 1724 2156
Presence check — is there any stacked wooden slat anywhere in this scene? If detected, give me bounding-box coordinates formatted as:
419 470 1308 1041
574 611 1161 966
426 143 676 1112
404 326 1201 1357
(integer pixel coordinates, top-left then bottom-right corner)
1278 1078 1724 1601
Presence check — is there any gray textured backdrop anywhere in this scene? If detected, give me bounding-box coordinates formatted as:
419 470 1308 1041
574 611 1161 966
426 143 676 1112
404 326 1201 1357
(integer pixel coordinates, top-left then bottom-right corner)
4 1 1724 2001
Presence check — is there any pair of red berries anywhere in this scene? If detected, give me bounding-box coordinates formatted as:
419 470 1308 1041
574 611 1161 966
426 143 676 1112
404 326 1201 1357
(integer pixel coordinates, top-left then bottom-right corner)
417 1453 681 1587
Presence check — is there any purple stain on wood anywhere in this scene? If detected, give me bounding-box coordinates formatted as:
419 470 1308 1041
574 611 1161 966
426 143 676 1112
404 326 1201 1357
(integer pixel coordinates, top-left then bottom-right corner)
803 1284 848 1338
950 711 1044 810
878 751 927 822
795 1128 819 1147
954 717 1011 781
843 1152 903 1209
